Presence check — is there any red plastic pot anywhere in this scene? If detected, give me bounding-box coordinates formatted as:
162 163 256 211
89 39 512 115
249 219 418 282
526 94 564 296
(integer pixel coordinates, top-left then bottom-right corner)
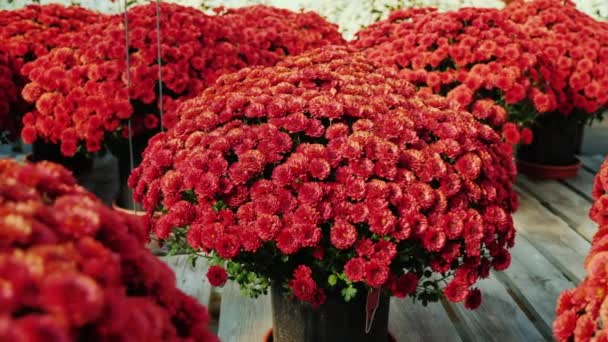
516 158 582 180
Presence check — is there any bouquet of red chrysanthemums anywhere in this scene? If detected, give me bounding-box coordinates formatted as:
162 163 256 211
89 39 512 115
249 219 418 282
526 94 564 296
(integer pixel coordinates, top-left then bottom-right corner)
129 47 517 309
20 3 344 157
554 157 608 341
0 4 102 143
352 7 543 145
505 0 608 118
0 158 217 341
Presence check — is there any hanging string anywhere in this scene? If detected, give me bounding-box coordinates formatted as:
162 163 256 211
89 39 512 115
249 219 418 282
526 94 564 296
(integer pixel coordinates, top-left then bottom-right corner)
155 0 165 132
122 0 136 210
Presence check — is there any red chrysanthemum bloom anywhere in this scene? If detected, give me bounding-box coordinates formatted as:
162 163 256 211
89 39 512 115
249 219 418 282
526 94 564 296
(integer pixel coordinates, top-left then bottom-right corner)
0 158 217 342
207 265 228 287
464 288 482 310
131 47 517 308
344 257 367 282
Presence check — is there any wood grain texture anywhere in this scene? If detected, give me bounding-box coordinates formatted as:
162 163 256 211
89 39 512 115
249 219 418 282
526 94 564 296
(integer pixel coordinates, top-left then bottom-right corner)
159 255 211 307
445 276 545 342
389 298 462 342
513 187 590 283
218 282 272 342
517 175 596 241
563 168 596 202
579 154 606 173
496 234 575 339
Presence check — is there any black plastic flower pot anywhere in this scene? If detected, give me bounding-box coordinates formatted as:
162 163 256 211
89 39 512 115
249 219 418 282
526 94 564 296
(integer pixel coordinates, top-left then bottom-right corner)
269 283 390 342
30 140 93 176
516 114 584 179
110 135 150 210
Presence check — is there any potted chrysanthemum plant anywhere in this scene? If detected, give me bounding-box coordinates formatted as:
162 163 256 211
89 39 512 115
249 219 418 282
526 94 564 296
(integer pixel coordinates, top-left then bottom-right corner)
0 158 217 341
130 47 518 342
505 0 608 179
19 3 344 210
553 157 608 341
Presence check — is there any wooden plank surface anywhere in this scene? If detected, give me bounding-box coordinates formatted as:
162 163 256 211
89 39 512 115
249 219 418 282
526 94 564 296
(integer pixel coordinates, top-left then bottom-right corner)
445 276 545 342
218 283 272 342
517 175 596 241
563 168 596 201
513 187 590 282
389 298 462 342
160 255 212 307
496 234 575 339
579 154 605 173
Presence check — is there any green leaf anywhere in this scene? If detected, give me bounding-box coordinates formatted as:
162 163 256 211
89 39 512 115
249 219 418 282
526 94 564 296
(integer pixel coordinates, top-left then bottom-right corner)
328 274 337 286
212 200 228 212
341 286 357 302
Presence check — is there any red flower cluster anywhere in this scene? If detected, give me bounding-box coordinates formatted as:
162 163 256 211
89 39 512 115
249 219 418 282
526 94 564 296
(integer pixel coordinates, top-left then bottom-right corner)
0 4 101 64
505 0 608 116
0 159 217 341
20 3 343 156
0 51 22 141
554 157 608 341
352 7 543 145
0 4 102 142
289 265 326 307
130 46 517 307
221 5 344 63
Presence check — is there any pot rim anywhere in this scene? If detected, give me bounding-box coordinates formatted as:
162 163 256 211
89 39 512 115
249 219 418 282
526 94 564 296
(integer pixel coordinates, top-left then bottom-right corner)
261 328 398 342
516 157 582 180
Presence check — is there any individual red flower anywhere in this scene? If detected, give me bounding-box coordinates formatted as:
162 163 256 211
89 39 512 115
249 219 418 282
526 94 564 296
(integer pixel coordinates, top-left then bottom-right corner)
520 127 534 145
464 288 482 310
364 260 390 288
206 265 228 287
390 273 419 298
0 158 217 341
344 257 367 282
502 122 521 145
131 47 517 308
444 278 470 303
330 219 358 249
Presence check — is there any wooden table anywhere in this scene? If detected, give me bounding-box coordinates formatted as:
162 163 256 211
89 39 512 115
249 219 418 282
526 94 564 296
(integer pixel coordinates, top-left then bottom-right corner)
160 155 606 342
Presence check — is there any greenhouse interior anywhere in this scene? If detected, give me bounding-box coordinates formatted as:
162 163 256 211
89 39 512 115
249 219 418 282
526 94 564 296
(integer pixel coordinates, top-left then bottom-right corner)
1 0 608 341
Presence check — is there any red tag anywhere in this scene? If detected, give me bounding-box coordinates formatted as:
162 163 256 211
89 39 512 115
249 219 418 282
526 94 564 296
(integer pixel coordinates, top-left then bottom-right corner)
365 288 381 334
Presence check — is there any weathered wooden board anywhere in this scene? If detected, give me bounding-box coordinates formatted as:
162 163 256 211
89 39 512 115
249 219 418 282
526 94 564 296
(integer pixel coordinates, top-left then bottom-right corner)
513 187 590 282
580 154 605 173
562 168 596 202
160 255 211 307
517 175 596 241
389 298 462 342
445 276 545 342
218 283 272 342
496 234 575 339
